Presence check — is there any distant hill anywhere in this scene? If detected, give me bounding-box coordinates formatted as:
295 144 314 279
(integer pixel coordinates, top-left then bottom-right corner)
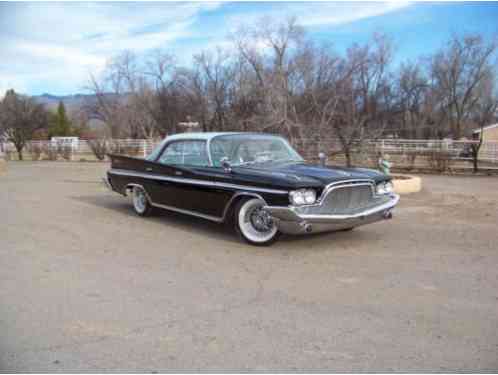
32 93 99 112
32 93 117 132
32 92 124 112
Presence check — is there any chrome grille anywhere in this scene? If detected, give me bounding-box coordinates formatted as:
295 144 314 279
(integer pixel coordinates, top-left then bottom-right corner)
321 184 374 214
296 181 386 216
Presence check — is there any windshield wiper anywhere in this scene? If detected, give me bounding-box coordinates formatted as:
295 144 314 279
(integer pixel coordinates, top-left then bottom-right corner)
238 158 295 167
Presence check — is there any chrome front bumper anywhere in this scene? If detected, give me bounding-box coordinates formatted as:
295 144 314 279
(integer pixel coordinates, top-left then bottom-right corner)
264 194 400 235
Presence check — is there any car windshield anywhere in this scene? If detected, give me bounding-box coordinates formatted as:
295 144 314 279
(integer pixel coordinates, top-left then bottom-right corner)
210 134 303 167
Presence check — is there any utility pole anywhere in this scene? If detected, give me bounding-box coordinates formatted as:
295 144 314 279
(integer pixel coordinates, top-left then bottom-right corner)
178 121 200 133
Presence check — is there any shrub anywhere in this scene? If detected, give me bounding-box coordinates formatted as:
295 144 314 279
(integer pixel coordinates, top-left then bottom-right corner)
406 153 418 170
428 149 451 172
41 144 58 161
58 145 72 161
121 144 141 156
29 143 43 161
88 139 108 161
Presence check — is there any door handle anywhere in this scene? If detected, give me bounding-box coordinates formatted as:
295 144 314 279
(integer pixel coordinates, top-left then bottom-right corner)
146 167 153 172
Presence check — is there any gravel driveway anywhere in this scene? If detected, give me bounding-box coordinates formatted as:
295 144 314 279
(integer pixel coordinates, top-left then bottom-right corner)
1 162 497 371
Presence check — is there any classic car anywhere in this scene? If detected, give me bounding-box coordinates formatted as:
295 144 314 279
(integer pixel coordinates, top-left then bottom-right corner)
104 132 399 246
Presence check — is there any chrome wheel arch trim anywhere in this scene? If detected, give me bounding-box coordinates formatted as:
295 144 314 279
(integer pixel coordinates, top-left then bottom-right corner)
220 192 267 221
126 183 153 202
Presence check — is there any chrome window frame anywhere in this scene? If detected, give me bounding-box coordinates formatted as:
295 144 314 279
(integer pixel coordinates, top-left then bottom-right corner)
207 134 304 168
156 139 210 167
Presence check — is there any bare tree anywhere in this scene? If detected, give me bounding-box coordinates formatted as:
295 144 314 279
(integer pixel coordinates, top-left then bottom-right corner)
394 62 429 138
430 34 498 139
328 34 395 166
0 89 48 160
469 75 498 172
87 52 132 137
81 15 498 173
143 51 188 136
228 55 264 131
191 48 235 131
232 16 306 140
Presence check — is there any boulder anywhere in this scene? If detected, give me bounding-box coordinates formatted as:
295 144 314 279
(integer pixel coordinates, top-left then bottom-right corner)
392 174 422 194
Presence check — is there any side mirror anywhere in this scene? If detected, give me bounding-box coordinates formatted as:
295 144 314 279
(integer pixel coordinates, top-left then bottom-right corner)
220 157 232 173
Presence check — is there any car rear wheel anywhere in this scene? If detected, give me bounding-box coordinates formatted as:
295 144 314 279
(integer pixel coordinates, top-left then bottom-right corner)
132 186 154 216
235 198 280 246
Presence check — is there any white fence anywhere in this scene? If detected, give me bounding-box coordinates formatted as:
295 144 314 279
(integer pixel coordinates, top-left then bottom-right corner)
1 139 162 160
294 138 498 163
1 138 498 164
367 139 498 162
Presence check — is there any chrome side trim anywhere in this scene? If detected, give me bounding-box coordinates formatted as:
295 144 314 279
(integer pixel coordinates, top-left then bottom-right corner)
125 184 269 223
126 183 224 222
110 168 289 195
151 202 223 222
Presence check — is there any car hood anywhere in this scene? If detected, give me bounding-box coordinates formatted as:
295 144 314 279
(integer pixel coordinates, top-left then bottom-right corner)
233 162 388 188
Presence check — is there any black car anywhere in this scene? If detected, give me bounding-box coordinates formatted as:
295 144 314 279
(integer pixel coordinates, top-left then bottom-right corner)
104 132 399 246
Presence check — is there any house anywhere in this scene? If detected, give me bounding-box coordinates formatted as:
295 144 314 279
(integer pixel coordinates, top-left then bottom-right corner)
473 123 498 141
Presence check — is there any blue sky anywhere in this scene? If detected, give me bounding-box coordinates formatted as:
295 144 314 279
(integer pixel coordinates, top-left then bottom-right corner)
1 1 498 96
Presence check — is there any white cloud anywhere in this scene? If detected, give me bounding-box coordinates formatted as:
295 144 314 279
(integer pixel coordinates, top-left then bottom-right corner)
223 2 411 32
0 2 221 95
293 2 411 27
0 2 410 95
16 42 106 68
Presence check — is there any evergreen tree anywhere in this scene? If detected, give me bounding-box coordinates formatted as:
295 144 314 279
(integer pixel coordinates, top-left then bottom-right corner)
49 101 72 137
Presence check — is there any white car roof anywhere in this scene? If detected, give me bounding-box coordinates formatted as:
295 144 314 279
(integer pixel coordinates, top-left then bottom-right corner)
164 132 264 142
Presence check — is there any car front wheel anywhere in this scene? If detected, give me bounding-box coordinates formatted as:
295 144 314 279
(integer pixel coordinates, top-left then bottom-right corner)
235 198 280 246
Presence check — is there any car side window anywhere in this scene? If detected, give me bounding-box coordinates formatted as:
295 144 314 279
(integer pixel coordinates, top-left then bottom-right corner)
210 141 228 167
158 141 209 167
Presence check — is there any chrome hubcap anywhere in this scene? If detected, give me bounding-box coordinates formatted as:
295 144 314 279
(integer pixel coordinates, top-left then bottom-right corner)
239 199 277 243
250 208 273 232
133 187 147 213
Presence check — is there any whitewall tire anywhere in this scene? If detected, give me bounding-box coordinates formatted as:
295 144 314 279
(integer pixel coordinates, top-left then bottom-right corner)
131 186 154 216
235 198 280 246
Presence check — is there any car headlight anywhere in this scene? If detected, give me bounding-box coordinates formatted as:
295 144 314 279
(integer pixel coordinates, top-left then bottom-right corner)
289 189 317 206
376 181 394 195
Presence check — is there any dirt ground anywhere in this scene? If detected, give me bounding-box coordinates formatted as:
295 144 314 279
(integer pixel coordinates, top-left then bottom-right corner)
1 162 497 372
